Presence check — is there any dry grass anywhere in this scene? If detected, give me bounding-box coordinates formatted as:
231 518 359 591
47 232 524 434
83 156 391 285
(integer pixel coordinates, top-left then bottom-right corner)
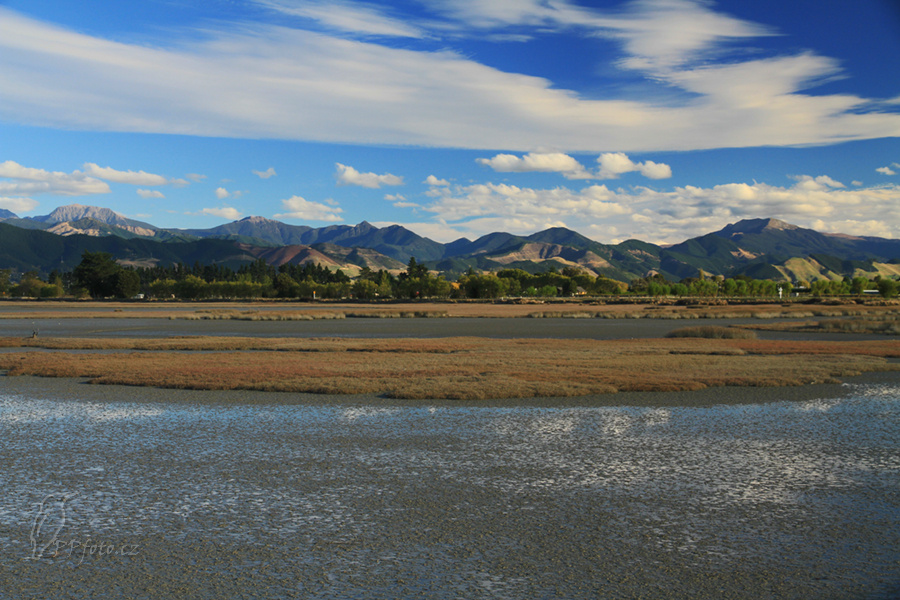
665 326 758 339
3 300 900 321
739 317 900 336
1 335 898 400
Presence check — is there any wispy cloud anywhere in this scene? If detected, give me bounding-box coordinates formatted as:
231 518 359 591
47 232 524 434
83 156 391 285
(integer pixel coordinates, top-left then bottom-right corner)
137 189 165 199
252 167 277 179
275 195 344 222
385 193 419 209
335 163 403 188
877 163 899 176
200 206 242 220
82 163 171 186
0 160 110 196
0 5 896 152
0 196 38 213
432 0 774 70
254 0 426 38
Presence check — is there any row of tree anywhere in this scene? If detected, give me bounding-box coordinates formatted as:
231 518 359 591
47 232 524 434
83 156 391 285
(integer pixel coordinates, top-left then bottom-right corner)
1 252 897 300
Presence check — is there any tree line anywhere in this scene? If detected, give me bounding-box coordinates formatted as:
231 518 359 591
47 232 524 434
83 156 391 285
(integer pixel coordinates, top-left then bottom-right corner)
0 251 897 300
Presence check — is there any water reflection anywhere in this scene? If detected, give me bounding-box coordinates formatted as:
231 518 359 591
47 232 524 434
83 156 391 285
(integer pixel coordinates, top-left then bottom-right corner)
0 383 898 599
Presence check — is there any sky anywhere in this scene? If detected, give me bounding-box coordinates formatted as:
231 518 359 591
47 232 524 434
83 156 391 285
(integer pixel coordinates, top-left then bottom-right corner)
0 0 898 244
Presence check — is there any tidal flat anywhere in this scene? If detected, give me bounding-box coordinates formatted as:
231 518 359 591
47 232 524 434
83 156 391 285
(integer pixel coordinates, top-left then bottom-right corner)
1 302 899 597
1 374 899 599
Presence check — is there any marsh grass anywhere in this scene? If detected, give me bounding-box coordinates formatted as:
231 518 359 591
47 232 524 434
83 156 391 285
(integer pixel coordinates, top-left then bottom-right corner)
184 309 350 321
740 317 900 336
2 336 898 400
3 300 899 321
665 326 758 340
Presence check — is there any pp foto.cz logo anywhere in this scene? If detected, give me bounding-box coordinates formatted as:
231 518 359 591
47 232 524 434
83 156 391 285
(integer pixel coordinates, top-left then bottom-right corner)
25 492 140 566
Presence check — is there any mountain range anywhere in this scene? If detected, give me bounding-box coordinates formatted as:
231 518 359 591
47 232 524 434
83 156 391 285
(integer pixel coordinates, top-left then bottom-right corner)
1 204 899 283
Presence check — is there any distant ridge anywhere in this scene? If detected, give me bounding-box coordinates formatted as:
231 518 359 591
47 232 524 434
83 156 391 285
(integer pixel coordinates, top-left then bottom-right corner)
2 206 899 283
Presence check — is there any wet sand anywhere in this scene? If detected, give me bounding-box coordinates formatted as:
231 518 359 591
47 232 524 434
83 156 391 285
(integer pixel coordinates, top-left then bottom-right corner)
1 374 899 599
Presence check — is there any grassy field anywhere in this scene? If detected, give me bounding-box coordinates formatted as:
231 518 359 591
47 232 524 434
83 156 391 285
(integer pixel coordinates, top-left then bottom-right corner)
2 299 900 321
3 300 898 400
2 335 898 400
739 317 900 336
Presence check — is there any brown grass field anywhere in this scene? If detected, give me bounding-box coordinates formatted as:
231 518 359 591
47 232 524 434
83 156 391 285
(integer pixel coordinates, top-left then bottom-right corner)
2 299 899 321
1 335 898 400
739 317 900 336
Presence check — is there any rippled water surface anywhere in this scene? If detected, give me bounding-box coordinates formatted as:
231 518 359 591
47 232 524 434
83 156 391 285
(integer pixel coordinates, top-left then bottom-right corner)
1 381 898 599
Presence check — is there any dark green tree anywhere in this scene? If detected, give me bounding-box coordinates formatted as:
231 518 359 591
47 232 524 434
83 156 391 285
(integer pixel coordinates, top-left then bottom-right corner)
73 251 121 298
878 278 898 299
113 269 141 299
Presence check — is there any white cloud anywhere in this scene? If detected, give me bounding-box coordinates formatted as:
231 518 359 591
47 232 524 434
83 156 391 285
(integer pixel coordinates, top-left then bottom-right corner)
137 189 165 199
0 6 897 152
82 163 170 186
386 193 420 209
0 160 110 196
424 181 631 225
877 166 896 176
596 153 672 179
789 174 845 190
254 0 426 38
253 167 277 179
215 187 230 200
477 151 671 180
186 173 207 182
335 163 403 188
434 0 774 70
274 195 344 222
477 152 589 178
416 176 900 243
424 175 450 186
0 196 38 213
200 206 242 220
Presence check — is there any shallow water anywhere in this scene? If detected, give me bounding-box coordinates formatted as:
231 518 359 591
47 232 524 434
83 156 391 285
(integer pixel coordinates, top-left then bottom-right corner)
1 381 898 599
0 315 887 340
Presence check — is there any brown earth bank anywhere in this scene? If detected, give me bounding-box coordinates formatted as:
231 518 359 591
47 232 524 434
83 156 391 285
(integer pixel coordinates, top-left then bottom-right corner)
2 336 898 400
1 298 900 320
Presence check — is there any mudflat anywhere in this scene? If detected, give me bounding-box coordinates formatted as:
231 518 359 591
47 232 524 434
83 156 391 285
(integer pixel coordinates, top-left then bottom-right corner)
1 300 898 400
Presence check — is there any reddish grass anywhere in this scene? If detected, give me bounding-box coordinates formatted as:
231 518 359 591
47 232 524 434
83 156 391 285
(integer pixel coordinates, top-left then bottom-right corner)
3 300 899 321
1 336 897 400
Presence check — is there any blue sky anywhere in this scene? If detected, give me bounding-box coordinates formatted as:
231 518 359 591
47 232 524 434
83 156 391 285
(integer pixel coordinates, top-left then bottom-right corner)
0 0 898 244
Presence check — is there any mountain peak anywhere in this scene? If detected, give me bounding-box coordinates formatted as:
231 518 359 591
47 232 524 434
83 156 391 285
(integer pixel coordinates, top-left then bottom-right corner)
761 218 798 231
35 204 130 226
717 218 800 238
